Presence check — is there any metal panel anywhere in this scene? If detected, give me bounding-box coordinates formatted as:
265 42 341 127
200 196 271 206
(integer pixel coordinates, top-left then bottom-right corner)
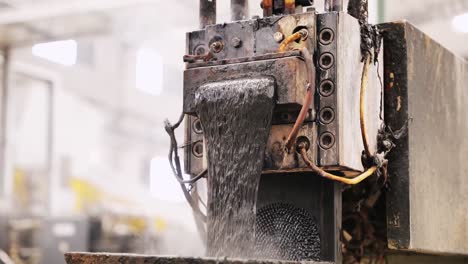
317 12 383 171
336 13 383 171
381 21 468 255
183 54 309 114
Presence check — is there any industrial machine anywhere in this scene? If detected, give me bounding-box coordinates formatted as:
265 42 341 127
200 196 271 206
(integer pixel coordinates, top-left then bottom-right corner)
180 0 383 262
67 0 468 263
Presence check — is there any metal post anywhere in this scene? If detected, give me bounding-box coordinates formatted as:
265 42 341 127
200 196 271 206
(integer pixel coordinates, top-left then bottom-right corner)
200 0 216 29
231 0 249 21
325 0 343 11
261 0 273 17
0 48 9 201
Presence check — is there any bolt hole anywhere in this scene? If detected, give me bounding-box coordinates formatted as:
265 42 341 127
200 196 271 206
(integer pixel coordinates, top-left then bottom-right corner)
319 80 335 97
192 119 203 134
319 28 334 45
192 142 204 158
319 108 335 124
296 136 310 153
319 132 335 149
194 46 206 55
319 53 334 69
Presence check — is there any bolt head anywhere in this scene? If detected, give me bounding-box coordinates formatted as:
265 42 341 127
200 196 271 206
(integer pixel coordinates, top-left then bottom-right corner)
274 32 284 43
231 37 242 48
210 41 224 53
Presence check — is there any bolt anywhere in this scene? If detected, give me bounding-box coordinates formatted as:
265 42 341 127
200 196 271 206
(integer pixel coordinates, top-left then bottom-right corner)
210 41 224 53
231 37 242 48
274 32 284 43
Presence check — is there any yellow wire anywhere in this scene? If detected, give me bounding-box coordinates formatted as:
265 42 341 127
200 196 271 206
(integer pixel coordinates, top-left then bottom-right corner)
279 32 302 52
360 54 372 158
300 148 377 185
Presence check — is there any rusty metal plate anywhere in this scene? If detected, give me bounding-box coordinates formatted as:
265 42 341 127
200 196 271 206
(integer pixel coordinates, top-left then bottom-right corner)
186 12 316 63
183 55 309 114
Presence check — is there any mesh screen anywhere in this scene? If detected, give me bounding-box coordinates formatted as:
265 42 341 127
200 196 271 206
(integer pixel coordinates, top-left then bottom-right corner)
255 203 321 261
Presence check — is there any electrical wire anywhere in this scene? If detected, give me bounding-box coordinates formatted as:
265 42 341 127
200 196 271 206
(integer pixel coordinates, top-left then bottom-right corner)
360 53 372 158
278 30 314 152
278 44 378 185
283 48 315 152
279 31 303 52
165 115 207 222
299 146 377 185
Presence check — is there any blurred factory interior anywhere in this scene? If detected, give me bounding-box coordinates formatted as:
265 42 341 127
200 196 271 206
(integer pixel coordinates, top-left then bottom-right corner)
0 0 466 263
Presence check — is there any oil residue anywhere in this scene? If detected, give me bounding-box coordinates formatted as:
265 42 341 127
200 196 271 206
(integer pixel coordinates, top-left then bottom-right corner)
195 77 275 258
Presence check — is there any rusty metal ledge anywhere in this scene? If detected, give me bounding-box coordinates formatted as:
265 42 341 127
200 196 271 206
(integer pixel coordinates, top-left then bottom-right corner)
65 253 334 264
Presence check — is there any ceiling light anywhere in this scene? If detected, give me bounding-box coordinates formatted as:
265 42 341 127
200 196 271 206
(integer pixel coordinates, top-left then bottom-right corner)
452 13 468 33
32 39 77 66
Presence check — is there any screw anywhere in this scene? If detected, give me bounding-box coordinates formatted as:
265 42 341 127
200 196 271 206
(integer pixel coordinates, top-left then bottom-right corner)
274 32 284 43
210 41 224 53
231 37 242 48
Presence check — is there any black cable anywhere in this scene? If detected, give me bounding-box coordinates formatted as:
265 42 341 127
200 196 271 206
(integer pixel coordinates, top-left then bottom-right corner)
164 115 207 223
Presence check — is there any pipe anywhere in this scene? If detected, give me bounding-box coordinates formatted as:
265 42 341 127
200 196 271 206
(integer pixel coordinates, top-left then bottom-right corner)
285 0 296 14
325 0 343 12
231 0 249 21
261 0 273 17
200 0 216 29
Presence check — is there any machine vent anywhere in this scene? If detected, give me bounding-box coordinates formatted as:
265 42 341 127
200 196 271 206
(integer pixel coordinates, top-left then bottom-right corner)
255 203 321 261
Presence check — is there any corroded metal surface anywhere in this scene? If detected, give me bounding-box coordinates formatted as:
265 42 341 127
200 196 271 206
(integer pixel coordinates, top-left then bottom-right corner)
65 253 333 264
381 21 468 255
184 55 309 114
186 12 316 63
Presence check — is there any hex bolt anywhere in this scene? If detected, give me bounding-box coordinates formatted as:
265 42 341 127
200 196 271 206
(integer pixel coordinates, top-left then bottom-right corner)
274 32 284 43
231 37 242 48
